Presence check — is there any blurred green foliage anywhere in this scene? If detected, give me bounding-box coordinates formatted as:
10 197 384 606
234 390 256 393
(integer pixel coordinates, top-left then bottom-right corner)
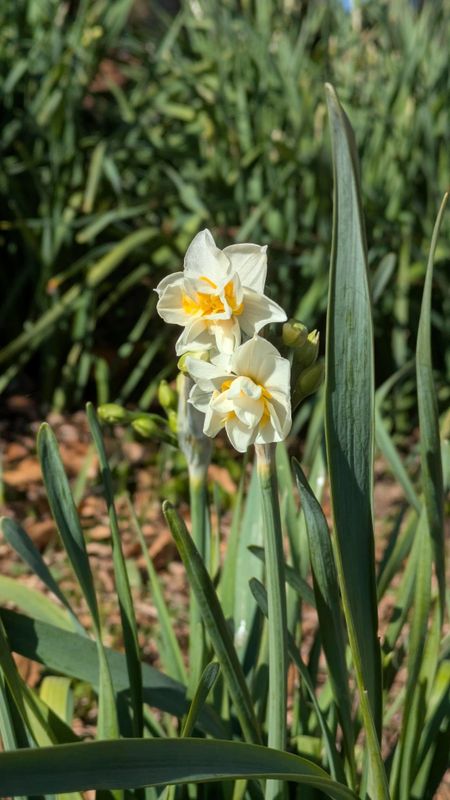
0 0 448 412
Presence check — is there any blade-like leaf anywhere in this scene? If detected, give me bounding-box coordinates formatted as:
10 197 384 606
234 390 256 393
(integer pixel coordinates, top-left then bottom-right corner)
0 609 225 738
87 403 143 737
0 517 84 635
0 739 357 800
292 461 355 783
416 193 448 611
249 578 345 785
127 496 187 685
325 83 388 799
163 501 261 745
0 576 73 631
37 423 118 740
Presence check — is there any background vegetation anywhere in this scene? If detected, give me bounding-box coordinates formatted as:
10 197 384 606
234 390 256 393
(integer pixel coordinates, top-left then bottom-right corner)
1 0 448 420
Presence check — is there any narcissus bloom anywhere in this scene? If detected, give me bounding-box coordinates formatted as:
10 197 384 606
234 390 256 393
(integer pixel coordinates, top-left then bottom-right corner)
156 229 286 355
186 337 291 452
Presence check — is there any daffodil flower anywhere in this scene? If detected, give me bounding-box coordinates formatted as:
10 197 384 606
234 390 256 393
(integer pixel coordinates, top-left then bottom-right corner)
186 337 291 452
156 229 286 355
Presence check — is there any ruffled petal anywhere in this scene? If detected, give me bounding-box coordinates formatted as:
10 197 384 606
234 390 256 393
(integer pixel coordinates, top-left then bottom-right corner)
223 243 268 294
210 318 241 354
175 320 214 355
156 276 193 325
225 416 257 453
233 394 264 427
239 289 287 337
184 229 232 284
185 356 228 392
203 405 225 438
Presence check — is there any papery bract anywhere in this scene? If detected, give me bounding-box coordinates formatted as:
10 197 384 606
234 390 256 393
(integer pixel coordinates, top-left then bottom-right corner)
156 229 286 355
186 337 291 452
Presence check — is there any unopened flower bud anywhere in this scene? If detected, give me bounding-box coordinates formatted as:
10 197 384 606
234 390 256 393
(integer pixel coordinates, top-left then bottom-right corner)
282 319 308 348
292 359 324 408
177 350 210 374
97 403 130 424
131 416 160 438
293 330 320 369
167 409 178 434
158 380 177 411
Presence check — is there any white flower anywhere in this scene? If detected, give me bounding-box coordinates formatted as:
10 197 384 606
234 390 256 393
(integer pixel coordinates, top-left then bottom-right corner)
186 337 291 453
155 229 286 355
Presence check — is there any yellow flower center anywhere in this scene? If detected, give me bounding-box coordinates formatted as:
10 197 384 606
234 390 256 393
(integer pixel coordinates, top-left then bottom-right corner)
182 277 244 317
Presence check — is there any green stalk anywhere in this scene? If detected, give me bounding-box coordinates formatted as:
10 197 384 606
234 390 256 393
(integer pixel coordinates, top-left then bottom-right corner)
188 464 209 696
177 373 212 697
255 443 287 800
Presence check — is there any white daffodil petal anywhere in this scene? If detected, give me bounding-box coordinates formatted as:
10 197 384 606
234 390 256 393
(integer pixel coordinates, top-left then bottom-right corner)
175 320 212 355
223 243 268 294
155 271 185 294
233 395 264 427
239 289 287 337
230 336 275 381
259 354 291 392
157 278 194 326
184 229 231 282
203 405 226 438
227 375 262 401
209 318 241 354
225 417 257 453
185 356 228 391
189 384 214 414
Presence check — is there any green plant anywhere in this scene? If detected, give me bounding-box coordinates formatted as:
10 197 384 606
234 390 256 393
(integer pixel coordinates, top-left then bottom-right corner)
0 86 448 800
1 0 449 417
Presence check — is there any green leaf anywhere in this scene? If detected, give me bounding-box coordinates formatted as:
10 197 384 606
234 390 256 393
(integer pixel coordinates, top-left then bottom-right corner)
0 609 225 739
325 83 387 799
163 501 261 745
416 193 448 612
0 739 357 799
0 517 84 635
87 403 143 737
37 423 118 740
0 576 73 631
249 578 345 784
127 496 186 685
292 461 355 784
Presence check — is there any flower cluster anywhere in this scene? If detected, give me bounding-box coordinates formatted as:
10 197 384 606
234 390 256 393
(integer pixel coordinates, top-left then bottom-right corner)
156 229 292 452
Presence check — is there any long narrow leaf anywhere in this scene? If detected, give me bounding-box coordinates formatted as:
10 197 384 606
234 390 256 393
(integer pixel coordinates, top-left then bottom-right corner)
87 403 143 737
0 609 225 738
37 424 118 740
163 501 261 745
0 739 357 800
325 83 387 799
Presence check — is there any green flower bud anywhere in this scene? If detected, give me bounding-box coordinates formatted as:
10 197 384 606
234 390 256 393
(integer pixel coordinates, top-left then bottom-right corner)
158 380 178 411
177 350 210 374
292 359 324 408
293 329 320 369
282 319 308 348
97 403 130 424
167 409 178 434
131 416 160 438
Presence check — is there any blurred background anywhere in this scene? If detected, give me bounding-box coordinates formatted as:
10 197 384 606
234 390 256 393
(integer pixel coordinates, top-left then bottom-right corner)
1 0 449 430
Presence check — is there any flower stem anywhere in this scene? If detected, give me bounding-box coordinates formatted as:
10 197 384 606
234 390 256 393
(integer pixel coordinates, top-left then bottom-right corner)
255 443 288 800
187 464 209 696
